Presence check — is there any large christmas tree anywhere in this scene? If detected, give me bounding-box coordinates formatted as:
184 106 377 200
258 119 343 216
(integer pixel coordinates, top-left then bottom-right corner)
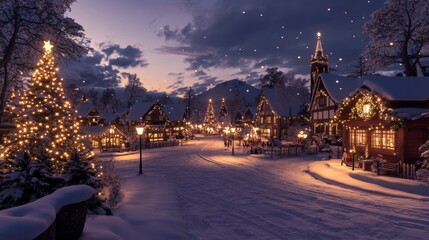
0 41 99 209
5 41 86 169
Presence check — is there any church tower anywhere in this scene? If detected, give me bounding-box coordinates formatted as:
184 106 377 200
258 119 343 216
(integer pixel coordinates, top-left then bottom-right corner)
310 32 328 95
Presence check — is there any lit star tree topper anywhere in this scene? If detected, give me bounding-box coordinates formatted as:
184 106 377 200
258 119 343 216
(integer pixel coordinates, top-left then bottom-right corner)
5 40 87 172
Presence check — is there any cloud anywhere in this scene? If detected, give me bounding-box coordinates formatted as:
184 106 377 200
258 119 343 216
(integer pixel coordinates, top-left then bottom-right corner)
100 43 148 69
60 52 121 88
60 42 148 88
158 0 384 81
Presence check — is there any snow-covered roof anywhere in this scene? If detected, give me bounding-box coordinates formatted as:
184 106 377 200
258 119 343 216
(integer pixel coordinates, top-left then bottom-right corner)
75 102 97 117
163 103 186 122
246 107 257 115
100 111 123 123
317 73 363 103
392 108 429 120
262 88 303 116
362 75 429 101
127 102 158 121
318 73 429 103
80 126 108 135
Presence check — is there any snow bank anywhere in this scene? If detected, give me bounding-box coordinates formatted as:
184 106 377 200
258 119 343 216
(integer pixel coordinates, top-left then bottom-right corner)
0 185 96 239
307 160 429 200
82 174 190 240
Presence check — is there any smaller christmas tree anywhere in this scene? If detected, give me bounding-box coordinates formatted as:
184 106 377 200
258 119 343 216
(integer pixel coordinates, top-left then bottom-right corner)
218 98 228 123
204 99 216 126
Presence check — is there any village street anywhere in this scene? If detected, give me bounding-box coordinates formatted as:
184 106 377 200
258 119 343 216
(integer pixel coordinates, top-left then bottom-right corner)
97 136 429 240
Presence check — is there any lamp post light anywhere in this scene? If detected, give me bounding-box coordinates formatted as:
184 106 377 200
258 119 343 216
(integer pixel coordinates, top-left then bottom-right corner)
350 148 356 171
136 126 144 175
231 127 236 155
297 131 308 144
180 126 184 146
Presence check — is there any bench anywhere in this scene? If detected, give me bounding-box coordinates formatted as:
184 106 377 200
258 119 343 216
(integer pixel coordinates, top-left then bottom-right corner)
378 161 398 176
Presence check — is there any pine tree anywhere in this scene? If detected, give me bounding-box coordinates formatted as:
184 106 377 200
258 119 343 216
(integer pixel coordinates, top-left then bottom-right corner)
218 98 228 123
0 41 99 209
3 41 87 171
204 99 216 126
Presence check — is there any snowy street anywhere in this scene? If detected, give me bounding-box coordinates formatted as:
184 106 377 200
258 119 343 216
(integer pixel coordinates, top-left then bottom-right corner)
84 136 429 240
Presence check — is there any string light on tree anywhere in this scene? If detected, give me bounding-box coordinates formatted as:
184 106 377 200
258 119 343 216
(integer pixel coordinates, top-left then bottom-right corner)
203 99 216 131
4 40 89 172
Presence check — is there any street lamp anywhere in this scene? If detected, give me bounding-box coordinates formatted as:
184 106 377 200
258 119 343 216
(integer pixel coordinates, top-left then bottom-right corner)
231 127 236 155
297 131 307 144
180 126 184 146
350 148 356 171
135 126 144 175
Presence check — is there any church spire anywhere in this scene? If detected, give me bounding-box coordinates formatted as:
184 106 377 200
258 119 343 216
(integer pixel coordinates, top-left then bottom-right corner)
314 32 323 57
310 32 329 96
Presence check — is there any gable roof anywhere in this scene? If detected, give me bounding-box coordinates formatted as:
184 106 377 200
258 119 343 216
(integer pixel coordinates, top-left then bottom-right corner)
317 73 429 103
262 88 303 116
316 73 363 103
362 75 429 101
163 103 186 121
127 102 158 121
76 102 97 117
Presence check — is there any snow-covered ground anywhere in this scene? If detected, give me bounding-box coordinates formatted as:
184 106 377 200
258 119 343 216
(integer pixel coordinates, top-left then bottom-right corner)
82 136 429 240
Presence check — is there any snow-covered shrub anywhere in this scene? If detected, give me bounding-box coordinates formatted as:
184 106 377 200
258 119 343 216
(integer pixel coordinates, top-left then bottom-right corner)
0 152 63 210
62 150 102 190
99 158 123 208
416 140 429 183
416 168 429 182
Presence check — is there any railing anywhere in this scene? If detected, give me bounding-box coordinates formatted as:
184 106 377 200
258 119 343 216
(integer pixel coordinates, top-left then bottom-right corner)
398 162 417 179
0 185 96 240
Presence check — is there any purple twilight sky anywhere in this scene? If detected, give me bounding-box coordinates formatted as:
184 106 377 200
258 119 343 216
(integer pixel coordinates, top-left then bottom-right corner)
67 0 385 96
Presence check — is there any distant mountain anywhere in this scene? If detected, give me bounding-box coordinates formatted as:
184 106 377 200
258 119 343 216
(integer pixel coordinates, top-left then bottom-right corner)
191 79 261 123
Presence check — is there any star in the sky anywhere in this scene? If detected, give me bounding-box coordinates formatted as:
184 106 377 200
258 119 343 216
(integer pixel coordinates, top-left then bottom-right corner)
43 41 53 52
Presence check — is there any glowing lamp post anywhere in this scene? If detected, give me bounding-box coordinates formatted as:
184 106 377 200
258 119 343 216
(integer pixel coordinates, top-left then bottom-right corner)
231 127 236 155
180 126 184 146
297 131 307 144
350 148 356 171
136 126 144 175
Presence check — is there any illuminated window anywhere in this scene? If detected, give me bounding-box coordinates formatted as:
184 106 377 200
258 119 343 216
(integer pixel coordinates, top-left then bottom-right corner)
371 130 395 150
260 117 264 124
350 129 367 147
266 116 271 124
363 104 370 114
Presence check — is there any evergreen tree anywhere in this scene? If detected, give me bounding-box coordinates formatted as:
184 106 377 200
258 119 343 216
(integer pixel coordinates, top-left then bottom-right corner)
184 87 195 120
218 98 228 123
3 41 87 170
204 99 216 126
0 41 100 209
259 67 285 89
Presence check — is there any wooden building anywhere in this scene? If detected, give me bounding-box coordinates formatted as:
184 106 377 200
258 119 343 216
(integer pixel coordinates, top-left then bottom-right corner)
81 125 131 152
163 103 188 139
310 74 362 135
336 76 429 164
76 102 101 126
254 89 302 140
128 102 168 142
